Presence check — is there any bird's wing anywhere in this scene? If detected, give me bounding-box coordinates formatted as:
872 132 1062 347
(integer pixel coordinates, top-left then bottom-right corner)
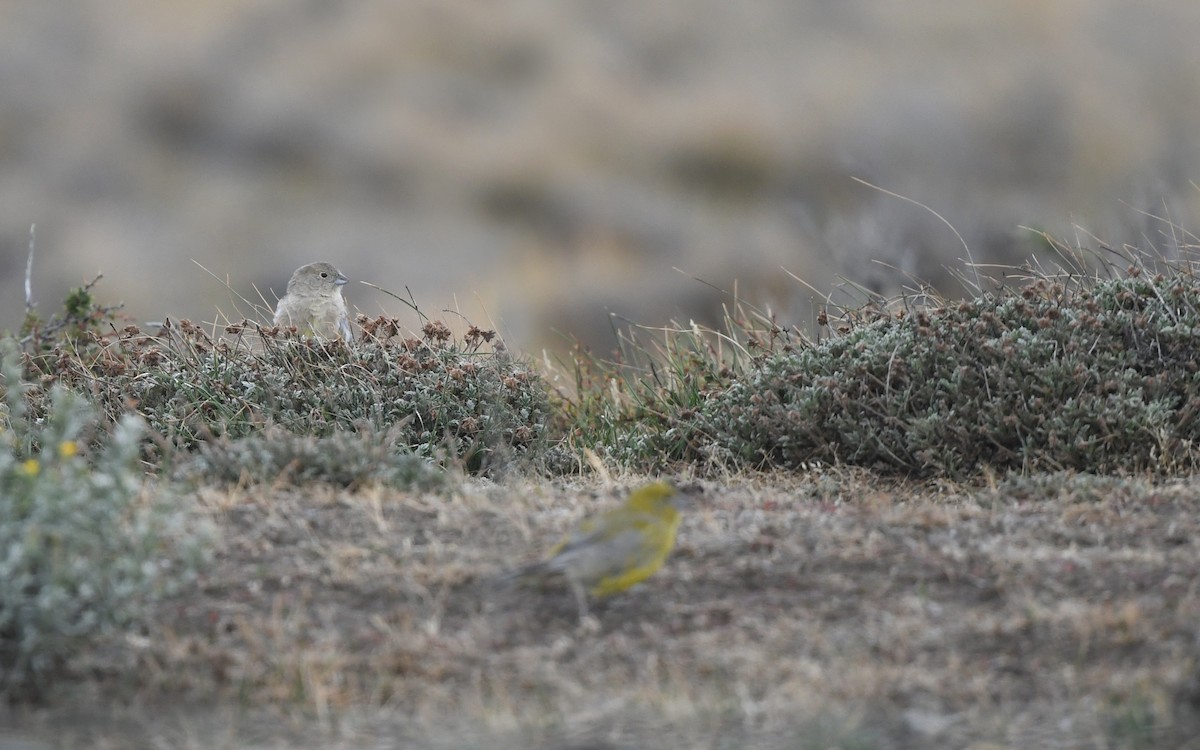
552 527 646 580
546 511 659 563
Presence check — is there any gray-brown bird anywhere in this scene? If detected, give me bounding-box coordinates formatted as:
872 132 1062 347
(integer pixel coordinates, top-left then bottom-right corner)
273 262 352 342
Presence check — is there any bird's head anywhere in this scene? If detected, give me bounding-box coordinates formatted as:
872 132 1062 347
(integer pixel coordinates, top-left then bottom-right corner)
287 262 349 296
626 480 689 514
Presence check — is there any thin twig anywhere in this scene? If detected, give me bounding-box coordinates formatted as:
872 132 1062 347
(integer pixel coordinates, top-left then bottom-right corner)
850 176 981 295
358 281 426 321
24 224 35 312
190 259 270 315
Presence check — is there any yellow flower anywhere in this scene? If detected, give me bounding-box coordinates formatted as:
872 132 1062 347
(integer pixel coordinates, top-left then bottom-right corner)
58 440 78 458
515 480 686 616
20 458 40 477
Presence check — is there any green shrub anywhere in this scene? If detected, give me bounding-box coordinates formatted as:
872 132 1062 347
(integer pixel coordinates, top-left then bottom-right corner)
21 317 553 475
0 342 208 694
685 274 1200 476
179 424 447 489
559 270 1200 477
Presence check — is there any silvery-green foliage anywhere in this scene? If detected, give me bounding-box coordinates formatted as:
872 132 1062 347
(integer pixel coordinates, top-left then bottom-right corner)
0 342 209 693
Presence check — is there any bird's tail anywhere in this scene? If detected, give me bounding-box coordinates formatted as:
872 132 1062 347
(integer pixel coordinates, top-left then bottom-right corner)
499 559 567 591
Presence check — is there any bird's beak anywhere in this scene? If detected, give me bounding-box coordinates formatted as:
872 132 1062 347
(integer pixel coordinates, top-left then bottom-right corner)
335 273 349 286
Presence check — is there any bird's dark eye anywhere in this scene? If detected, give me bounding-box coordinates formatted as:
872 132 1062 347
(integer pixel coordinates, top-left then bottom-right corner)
320 272 329 278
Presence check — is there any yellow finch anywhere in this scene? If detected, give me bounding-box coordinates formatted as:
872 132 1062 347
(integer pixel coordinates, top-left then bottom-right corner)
517 481 685 615
273 262 352 343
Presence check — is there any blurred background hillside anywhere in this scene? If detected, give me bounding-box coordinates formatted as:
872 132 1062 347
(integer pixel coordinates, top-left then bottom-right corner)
2 1 1199 353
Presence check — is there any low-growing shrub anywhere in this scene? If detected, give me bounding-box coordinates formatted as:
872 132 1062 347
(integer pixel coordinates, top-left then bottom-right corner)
687 274 1200 476
560 268 1200 477
21 315 553 475
178 424 447 489
0 343 209 694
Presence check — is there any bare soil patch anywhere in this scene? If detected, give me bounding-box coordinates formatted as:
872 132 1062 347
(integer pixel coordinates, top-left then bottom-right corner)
4 470 1199 749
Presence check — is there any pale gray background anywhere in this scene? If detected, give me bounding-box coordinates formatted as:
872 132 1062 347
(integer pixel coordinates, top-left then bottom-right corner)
2 1 1198 352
